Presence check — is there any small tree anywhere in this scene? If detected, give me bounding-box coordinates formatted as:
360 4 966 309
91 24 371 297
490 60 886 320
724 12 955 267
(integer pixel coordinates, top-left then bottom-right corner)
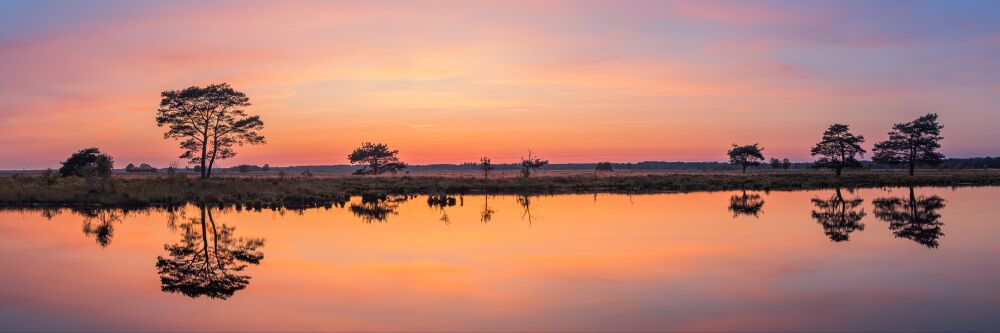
348 142 408 175
727 144 765 174
782 158 792 170
59 147 114 178
769 158 783 170
125 163 138 172
811 124 866 177
479 156 495 182
519 150 549 177
262 164 270 172
595 162 613 176
872 113 944 175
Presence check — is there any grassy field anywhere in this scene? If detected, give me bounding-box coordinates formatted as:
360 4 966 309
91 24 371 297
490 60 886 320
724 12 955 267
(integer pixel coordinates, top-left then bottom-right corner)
1 169 998 208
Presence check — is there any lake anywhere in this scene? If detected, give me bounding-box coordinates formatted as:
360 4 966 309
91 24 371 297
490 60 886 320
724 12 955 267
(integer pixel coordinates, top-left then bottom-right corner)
1 187 997 332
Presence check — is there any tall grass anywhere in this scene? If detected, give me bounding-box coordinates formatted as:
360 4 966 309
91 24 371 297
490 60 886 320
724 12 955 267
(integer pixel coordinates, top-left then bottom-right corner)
1 169 997 208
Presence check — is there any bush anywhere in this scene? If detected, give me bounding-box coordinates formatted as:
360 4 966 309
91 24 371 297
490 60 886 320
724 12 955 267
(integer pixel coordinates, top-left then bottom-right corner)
59 147 114 178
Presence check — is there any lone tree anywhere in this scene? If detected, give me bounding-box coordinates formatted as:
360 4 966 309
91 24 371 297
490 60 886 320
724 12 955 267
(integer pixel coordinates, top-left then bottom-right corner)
811 124 866 177
59 147 114 178
479 156 495 182
519 150 549 177
727 144 765 174
872 113 944 175
594 162 614 176
156 83 265 179
348 142 408 175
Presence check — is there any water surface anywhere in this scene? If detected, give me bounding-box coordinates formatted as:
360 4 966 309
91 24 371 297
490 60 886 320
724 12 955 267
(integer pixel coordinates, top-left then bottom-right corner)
1 187 998 332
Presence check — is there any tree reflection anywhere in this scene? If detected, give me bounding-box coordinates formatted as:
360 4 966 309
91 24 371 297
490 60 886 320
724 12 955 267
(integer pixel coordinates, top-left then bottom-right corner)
481 195 495 223
427 195 457 225
349 194 410 223
155 205 265 299
873 187 945 248
729 190 765 218
811 187 866 242
517 195 535 225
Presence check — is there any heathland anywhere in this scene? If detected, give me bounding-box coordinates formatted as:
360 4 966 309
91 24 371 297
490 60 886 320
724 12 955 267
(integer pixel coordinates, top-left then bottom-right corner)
2 169 998 209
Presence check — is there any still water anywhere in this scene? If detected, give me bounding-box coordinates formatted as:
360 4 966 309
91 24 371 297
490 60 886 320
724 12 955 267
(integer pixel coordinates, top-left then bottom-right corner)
1 187 998 332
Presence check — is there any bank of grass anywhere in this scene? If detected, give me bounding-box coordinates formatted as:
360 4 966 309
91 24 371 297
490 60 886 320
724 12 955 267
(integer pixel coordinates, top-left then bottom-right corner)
1 169 998 208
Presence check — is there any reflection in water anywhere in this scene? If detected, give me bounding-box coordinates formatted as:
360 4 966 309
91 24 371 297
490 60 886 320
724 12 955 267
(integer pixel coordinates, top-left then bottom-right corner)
729 190 765 218
427 195 457 225
349 194 411 223
517 195 535 225
873 187 946 248
481 195 495 223
155 205 265 299
811 187 866 242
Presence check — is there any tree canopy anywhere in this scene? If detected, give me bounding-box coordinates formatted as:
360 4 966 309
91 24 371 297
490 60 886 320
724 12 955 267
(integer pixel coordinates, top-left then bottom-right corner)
727 144 765 174
811 124 866 177
872 113 944 175
519 150 549 177
59 147 114 178
348 142 408 175
156 83 265 179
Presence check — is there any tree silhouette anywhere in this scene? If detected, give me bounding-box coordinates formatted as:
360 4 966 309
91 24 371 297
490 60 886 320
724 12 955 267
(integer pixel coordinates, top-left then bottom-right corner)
811 124 866 177
872 113 944 175
156 83 265 179
349 194 409 223
519 150 549 177
59 147 114 178
729 190 765 218
872 187 945 248
727 144 765 174
480 156 495 185
155 205 265 299
810 187 866 242
348 142 408 175
594 162 614 176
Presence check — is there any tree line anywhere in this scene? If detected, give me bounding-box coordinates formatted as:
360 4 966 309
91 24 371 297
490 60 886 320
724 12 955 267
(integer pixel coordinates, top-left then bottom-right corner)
53 82 947 179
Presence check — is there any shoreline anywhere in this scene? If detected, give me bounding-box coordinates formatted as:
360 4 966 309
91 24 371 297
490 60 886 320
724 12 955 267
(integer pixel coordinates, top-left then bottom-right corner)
2 170 998 208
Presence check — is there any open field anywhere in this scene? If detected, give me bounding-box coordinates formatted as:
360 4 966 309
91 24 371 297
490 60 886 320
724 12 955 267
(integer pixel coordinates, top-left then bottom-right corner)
1 169 998 208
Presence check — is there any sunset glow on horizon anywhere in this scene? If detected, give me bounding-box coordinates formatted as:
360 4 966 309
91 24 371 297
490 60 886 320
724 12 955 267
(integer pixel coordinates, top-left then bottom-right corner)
1 0 998 169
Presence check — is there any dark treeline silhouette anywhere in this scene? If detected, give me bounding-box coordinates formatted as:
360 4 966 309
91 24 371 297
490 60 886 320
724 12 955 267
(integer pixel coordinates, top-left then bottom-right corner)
873 187 946 248
810 187 866 242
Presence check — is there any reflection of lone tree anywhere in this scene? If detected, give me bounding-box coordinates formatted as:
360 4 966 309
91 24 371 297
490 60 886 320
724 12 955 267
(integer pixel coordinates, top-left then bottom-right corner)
811 187 866 242
156 206 265 299
348 142 408 175
349 194 409 223
480 196 495 223
873 187 945 248
427 195 457 225
729 190 765 218
517 195 536 225
727 144 765 174
79 209 124 248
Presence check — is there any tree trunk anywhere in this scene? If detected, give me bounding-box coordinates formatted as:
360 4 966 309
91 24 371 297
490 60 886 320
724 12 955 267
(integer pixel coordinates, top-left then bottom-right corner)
909 161 915 176
742 164 747 174
200 133 209 179
835 167 842 178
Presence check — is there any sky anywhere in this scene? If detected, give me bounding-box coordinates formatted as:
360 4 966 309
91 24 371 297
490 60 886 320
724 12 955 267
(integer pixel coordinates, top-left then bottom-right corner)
0 0 998 169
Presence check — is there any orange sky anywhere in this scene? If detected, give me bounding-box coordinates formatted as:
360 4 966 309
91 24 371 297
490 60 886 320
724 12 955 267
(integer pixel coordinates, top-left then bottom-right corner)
1 1 998 168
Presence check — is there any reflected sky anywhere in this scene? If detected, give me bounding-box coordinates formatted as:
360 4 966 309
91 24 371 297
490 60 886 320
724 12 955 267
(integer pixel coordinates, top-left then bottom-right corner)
1 187 998 332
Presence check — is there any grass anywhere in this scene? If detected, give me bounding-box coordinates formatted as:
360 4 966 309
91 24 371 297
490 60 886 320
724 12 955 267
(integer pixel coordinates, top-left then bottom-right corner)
1 169 998 208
